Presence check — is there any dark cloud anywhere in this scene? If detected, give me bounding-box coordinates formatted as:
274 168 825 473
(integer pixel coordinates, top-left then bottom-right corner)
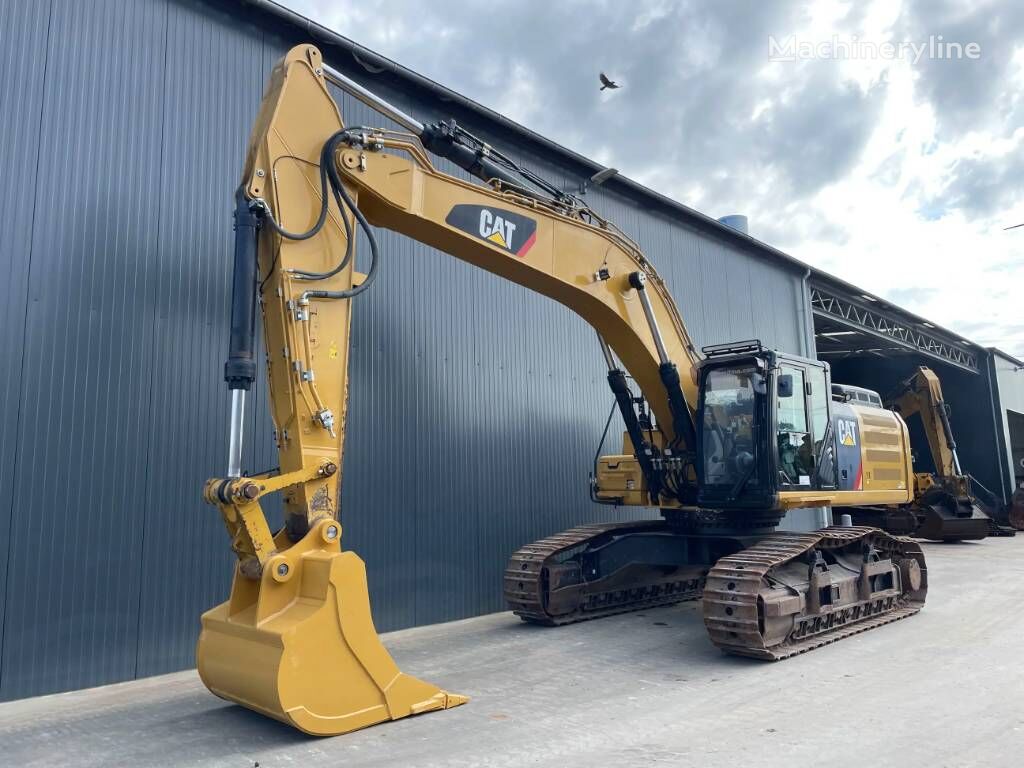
288 0 1024 355
927 146 1024 218
896 0 1024 141
296 0 886 240
753 70 888 198
895 0 1024 220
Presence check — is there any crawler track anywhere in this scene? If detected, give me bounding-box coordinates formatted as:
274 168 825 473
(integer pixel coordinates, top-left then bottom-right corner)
703 526 927 660
506 522 928 661
504 521 705 626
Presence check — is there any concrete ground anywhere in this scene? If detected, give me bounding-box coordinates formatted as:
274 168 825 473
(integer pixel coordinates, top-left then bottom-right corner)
1 538 1021 768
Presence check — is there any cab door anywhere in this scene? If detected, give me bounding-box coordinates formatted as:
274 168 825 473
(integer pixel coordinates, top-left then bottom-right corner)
774 361 835 490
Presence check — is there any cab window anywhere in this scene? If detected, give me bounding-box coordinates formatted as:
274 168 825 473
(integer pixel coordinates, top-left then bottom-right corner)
807 367 828 441
807 366 835 486
701 365 760 488
777 365 813 486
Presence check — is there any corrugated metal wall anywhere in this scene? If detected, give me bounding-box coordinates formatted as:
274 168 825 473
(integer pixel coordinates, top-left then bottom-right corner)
0 0 811 701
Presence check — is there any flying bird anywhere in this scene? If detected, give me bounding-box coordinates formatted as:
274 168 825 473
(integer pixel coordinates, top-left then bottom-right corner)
599 72 620 91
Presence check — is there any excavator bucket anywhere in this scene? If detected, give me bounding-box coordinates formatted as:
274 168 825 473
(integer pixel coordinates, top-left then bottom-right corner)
914 488 990 541
197 519 467 736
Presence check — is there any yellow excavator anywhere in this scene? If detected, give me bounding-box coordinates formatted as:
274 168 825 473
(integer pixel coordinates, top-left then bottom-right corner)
198 45 927 736
839 367 1012 540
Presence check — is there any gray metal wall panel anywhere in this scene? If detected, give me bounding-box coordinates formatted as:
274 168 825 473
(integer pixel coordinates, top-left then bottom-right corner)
0 0 52 687
0 0 168 700
133 0 266 679
0 0 812 699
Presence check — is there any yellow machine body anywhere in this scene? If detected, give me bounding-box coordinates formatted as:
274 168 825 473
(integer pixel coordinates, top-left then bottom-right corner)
199 43 927 735
596 392 915 511
835 401 915 500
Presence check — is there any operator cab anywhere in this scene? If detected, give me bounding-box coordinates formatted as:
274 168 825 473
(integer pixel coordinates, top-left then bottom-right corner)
831 382 883 408
696 341 836 511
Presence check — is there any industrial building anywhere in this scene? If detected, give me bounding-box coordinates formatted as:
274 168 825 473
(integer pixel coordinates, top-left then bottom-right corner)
1 0 1022 704
809 273 1024 511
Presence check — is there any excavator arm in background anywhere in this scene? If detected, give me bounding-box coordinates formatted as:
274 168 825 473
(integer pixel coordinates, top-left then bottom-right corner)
198 45 927 736
884 366 1009 540
887 366 962 479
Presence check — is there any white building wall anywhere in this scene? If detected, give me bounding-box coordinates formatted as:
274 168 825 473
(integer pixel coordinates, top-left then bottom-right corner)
994 350 1024 489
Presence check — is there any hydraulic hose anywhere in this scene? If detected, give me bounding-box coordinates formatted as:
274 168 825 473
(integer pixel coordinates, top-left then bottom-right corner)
589 399 623 505
288 136 356 280
301 176 379 301
287 183 353 280
256 130 345 241
254 129 378 299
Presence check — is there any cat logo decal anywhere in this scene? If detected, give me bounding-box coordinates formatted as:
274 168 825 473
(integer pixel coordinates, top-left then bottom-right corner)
445 204 538 257
837 418 858 447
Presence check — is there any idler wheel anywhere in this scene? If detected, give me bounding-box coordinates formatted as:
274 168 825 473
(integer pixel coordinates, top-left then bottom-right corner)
898 557 923 592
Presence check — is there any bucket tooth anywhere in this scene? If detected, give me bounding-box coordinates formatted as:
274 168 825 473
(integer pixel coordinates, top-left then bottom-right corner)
197 519 466 736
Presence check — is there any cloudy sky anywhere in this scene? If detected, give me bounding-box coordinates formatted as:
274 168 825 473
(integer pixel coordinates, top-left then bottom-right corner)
285 0 1024 357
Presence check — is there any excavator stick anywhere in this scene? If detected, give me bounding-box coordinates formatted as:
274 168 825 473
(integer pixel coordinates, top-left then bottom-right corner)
198 46 464 735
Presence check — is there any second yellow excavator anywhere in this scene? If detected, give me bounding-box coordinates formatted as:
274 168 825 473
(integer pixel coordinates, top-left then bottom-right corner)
839 367 1013 540
198 45 928 736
